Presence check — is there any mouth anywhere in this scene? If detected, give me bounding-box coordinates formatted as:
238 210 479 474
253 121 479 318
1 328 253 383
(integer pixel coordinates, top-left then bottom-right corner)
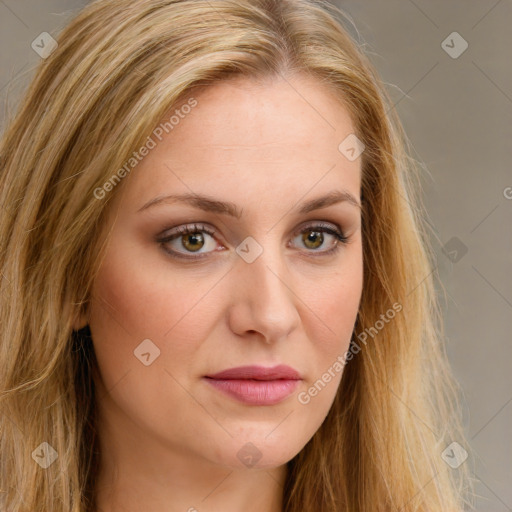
204 364 302 405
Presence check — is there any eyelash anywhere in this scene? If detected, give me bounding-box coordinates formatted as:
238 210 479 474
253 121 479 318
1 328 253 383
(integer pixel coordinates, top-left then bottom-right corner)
157 221 349 261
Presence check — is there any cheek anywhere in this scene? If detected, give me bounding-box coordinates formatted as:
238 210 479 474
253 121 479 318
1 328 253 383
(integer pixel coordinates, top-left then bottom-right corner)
306 256 363 346
298 254 363 399
87 247 223 438
88 245 221 383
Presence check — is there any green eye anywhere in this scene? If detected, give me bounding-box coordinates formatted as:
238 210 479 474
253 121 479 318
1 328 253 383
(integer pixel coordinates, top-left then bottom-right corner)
159 223 218 259
291 223 348 255
158 221 348 261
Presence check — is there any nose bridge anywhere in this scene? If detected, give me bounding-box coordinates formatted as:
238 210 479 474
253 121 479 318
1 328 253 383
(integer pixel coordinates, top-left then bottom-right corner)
250 249 290 301
231 235 300 341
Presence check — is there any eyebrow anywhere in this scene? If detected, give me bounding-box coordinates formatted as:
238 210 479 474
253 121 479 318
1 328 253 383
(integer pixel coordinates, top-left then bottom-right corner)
137 189 361 218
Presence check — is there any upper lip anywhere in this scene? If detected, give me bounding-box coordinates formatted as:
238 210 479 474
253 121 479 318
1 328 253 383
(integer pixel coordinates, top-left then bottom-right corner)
205 365 301 381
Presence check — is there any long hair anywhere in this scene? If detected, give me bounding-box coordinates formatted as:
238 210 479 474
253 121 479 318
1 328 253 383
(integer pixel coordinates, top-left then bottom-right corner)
0 0 473 510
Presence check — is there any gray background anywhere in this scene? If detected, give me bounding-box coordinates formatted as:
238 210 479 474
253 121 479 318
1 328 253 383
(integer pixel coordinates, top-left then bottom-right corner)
1 1 510 510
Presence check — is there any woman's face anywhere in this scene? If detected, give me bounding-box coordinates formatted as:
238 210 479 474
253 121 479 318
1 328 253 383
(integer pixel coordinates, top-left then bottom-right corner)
85 74 363 472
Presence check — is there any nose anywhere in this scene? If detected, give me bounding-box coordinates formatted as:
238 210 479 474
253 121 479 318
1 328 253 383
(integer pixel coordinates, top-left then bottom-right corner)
227 244 301 344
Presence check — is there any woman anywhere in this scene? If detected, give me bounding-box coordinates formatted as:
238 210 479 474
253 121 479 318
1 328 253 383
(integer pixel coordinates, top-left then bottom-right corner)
0 0 473 510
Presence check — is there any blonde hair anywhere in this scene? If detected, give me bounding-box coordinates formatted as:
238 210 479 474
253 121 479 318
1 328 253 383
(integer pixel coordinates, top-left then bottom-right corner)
0 0 473 510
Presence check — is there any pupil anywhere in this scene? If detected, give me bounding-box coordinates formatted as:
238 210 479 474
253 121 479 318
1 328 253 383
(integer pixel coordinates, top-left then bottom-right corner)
305 230 322 248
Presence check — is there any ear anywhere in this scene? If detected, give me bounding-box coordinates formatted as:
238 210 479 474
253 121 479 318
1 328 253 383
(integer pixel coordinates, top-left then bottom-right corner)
72 305 89 332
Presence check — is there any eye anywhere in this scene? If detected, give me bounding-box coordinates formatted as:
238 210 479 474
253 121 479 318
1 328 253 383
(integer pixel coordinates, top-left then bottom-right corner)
290 222 348 256
158 223 220 260
157 221 349 261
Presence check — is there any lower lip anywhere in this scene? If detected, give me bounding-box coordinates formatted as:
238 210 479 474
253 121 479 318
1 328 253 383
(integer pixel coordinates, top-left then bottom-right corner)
204 378 300 405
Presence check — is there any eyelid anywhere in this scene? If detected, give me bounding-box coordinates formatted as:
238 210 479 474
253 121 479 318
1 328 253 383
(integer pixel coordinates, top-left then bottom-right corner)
158 221 346 243
291 220 345 237
158 222 217 239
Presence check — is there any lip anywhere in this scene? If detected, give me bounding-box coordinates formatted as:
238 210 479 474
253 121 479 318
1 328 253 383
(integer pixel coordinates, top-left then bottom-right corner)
206 364 301 381
204 365 302 405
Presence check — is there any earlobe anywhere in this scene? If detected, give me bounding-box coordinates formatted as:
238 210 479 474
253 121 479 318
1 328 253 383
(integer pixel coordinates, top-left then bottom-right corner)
72 307 89 332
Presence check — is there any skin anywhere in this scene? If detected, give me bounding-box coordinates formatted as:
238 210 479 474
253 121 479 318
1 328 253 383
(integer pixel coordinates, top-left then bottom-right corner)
77 73 364 512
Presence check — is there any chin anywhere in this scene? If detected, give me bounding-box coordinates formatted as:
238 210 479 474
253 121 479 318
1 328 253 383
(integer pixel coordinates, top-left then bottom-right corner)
206 434 303 471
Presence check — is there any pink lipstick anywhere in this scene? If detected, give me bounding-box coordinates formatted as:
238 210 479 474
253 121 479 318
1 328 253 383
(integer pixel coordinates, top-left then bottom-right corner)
204 364 301 405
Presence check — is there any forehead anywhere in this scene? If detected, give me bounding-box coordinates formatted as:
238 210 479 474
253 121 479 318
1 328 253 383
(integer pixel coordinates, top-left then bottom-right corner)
114 74 361 213
171 74 356 152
